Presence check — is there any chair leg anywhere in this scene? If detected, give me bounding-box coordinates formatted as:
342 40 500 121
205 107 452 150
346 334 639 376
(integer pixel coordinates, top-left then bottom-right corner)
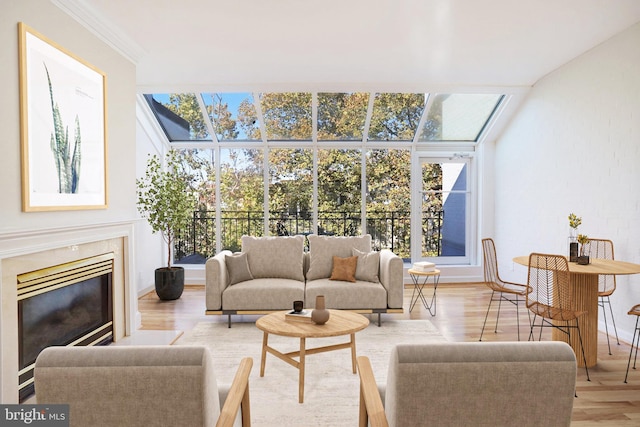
479 291 496 341
600 296 620 355
600 296 613 355
515 294 520 341
606 296 620 346
538 319 544 341
528 314 537 342
495 293 503 333
625 316 640 383
575 320 590 381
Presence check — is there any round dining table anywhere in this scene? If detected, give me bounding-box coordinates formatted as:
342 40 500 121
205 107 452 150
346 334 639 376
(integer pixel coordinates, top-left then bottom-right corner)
513 256 640 367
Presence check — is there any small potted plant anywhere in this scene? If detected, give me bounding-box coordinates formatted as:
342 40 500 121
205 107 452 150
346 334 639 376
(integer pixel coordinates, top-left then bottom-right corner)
136 150 197 300
568 213 582 262
577 234 590 265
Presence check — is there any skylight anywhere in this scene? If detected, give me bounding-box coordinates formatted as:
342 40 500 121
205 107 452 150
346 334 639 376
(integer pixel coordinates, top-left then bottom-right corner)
419 94 504 142
204 92 261 142
143 92 505 144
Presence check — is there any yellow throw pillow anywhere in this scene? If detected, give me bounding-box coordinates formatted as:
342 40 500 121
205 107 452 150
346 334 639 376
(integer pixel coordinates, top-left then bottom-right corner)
329 255 358 282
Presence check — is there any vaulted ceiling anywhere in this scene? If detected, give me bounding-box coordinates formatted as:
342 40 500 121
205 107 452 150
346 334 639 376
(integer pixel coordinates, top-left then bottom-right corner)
56 0 640 93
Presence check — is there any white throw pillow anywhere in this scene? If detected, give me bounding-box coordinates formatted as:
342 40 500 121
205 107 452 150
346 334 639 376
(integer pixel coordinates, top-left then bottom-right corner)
225 252 254 285
352 248 380 283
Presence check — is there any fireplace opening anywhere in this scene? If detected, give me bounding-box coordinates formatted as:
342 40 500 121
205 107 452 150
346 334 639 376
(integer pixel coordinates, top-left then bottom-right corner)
17 253 114 402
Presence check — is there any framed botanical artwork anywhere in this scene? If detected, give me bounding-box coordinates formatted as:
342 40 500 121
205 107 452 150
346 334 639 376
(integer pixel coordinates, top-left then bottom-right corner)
18 22 108 211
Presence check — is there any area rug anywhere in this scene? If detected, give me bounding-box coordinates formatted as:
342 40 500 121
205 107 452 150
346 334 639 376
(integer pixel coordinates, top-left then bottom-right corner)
175 319 446 426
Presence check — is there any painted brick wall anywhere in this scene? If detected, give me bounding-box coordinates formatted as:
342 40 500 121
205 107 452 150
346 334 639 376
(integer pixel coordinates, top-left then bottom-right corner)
494 22 640 341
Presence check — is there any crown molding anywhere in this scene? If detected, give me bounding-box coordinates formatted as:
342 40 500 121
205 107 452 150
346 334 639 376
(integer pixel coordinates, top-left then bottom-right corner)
51 0 146 63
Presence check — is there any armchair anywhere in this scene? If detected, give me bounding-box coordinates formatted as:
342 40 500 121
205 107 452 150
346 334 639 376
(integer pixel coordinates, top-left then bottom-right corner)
34 345 252 427
357 342 576 427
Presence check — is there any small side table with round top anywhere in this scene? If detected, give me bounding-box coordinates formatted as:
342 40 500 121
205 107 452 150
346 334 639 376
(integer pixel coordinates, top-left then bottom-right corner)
407 268 441 315
255 309 369 403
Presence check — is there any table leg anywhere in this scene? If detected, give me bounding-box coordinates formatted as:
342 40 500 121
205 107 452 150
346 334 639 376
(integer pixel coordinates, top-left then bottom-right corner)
552 272 598 367
409 276 421 312
350 333 357 373
260 331 268 377
299 337 306 403
409 273 440 316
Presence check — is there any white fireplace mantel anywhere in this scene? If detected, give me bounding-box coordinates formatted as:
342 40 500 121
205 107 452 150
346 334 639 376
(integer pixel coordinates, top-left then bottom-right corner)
0 221 140 403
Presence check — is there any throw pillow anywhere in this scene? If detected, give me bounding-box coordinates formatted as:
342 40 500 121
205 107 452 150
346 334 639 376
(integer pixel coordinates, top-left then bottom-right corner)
329 255 358 282
352 248 380 282
225 252 254 285
306 234 372 280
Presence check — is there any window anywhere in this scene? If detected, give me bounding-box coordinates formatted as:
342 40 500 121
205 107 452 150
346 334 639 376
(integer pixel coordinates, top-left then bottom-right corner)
268 148 313 235
219 148 264 251
416 158 471 264
317 93 368 141
419 94 503 141
368 93 426 141
366 149 411 258
261 93 312 140
318 149 362 235
144 94 211 141
142 91 502 265
203 93 262 142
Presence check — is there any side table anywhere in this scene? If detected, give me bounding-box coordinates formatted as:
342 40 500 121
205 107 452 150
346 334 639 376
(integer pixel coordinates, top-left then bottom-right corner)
407 268 441 316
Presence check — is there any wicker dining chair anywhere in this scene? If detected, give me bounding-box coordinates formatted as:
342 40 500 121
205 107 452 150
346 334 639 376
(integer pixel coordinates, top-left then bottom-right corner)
625 304 640 383
479 238 530 341
583 238 619 355
526 252 590 380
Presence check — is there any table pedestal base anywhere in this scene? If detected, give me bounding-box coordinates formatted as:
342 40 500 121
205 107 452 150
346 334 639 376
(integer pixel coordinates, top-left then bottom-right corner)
552 272 599 367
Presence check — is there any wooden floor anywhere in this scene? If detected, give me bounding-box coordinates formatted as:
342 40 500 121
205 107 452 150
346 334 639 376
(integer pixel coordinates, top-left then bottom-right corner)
138 282 640 426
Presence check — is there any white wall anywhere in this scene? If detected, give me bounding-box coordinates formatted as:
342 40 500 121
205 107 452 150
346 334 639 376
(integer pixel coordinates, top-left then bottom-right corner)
493 22 640 342
0 2 163 299
0 2 141 401
1 1 137 231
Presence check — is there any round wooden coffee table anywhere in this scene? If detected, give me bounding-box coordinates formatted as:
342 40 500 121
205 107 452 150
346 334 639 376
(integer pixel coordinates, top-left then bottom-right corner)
256 309 369 403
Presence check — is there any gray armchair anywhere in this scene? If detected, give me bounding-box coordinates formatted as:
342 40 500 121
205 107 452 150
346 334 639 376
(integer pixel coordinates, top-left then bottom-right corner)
35 345 252 427
357 341 577 427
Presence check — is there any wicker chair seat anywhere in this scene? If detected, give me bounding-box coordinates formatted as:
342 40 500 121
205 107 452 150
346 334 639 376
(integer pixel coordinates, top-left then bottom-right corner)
528 302 586 322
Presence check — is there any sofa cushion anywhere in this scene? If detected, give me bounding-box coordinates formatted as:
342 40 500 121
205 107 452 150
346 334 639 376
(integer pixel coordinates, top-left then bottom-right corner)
330 255 357 282
352 248 380 283
305 278 387 309
241 235 305 281
222 278 305 310
225 252 253 285
306 234 372 280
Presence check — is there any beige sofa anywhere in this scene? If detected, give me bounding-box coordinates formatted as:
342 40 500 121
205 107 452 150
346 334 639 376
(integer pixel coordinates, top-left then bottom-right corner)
357 341 577 427
206 234 404 326
34 345 252 427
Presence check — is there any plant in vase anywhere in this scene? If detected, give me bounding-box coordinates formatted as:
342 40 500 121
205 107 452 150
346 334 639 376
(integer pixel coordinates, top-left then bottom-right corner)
568 213 582 262
136 150 197 300
577 234 590 265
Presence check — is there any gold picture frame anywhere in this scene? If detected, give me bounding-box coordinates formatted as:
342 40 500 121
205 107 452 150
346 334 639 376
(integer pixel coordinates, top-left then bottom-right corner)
18 22 108 212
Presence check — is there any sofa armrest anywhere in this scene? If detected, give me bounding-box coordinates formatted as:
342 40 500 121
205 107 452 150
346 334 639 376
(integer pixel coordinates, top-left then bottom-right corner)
356 356 389 427
217 357 253 427
378 249 404 309
206 250 232 311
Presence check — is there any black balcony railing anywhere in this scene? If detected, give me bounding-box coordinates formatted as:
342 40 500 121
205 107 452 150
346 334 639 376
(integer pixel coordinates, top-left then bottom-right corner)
174 210 443 264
